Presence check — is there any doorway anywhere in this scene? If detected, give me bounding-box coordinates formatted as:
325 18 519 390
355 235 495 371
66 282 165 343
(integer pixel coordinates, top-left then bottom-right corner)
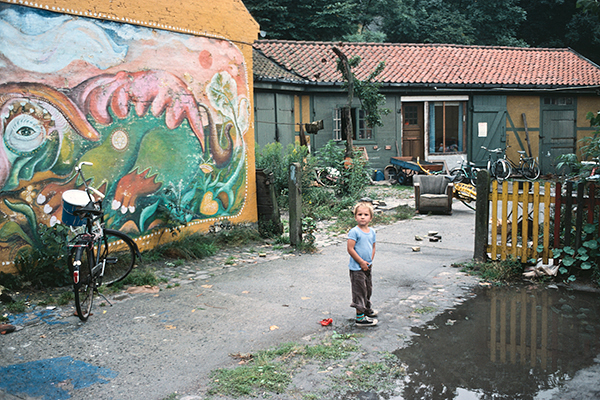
402 102 424 159
540 98 576 174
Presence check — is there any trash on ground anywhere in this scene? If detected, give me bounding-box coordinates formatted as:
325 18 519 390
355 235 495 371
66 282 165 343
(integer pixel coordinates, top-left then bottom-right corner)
320 318 333 326
415 235 423 241
126 285 159 294
412 246 421 252
269 325 279 331
0 324 16 335
523 259 558 278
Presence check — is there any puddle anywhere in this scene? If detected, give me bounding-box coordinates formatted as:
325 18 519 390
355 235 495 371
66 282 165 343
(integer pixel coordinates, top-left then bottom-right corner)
393 285 600 400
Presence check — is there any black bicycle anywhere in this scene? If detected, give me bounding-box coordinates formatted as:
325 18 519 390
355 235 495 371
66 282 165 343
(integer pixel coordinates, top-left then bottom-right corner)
63 162 140 321
449 156 479 185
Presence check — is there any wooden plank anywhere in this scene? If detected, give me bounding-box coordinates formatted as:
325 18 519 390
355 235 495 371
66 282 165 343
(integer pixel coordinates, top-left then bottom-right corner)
553 182 562 249
522 181 530 260
491 180 499 260
532 182 540 260
501 180 509 260
575 181 585 250
511 183 519 258
543 182 552 263
564 181 573 247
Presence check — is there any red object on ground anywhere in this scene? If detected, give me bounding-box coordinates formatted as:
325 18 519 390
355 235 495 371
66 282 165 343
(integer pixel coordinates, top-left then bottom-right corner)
319 318 333 326
0 324 15 334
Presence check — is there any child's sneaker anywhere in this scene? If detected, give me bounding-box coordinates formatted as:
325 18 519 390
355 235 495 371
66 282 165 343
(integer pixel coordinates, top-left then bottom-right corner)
355 315 378 327
365 309 378 318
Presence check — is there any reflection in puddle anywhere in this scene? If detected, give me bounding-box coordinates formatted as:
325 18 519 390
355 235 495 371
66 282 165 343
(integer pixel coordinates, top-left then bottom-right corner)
393 285 600 400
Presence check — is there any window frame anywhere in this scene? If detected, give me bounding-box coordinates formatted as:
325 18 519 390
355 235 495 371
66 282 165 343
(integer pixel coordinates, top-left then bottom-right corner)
333 107 374 142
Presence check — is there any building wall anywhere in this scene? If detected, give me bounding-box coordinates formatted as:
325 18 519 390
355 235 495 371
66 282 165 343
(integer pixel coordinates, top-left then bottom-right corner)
0 1 259 272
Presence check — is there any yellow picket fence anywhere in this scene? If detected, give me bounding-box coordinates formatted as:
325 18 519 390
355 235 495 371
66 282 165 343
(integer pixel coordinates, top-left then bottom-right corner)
487 180 554 263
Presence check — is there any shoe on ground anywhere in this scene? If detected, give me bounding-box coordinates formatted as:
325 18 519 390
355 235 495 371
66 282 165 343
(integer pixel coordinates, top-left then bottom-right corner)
355 316 378 327
365 309 378 318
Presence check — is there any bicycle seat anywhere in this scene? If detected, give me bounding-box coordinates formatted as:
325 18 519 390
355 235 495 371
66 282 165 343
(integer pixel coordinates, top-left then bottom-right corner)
517 150 527 155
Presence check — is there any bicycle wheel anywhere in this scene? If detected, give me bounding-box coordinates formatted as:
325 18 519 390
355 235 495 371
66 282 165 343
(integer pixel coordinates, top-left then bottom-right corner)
96 229 136 286
492 159 511 180
522 159 541 180
449 168 467 183
71 245 94 322
316 168 337 187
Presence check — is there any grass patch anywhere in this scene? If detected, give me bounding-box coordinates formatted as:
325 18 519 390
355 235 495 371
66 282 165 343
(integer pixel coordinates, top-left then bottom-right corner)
110 268 166 290
413 306 436 314
57 291 73 305
460 257 525 282
333 360 406 393
6 300 27 314
208 333 361 397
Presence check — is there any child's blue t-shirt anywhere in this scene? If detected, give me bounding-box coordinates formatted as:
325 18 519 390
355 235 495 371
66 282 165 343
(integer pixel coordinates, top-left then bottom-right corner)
347 226 376 271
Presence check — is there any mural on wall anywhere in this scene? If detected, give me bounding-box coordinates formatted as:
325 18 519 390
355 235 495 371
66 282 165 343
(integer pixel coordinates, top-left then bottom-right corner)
0 5 251 265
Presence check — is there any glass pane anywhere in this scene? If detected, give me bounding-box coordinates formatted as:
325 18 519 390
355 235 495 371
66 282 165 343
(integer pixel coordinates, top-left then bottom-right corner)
434 105 460 153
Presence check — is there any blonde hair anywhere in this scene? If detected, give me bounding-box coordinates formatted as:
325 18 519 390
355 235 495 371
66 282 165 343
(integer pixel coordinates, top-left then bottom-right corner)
353 201 374 218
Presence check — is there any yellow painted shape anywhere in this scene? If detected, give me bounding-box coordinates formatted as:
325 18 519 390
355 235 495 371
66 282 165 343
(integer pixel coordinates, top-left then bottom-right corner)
302 95 311 125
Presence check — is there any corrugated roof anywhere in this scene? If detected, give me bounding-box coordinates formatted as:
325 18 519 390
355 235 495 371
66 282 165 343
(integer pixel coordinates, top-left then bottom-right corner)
253 40 600 88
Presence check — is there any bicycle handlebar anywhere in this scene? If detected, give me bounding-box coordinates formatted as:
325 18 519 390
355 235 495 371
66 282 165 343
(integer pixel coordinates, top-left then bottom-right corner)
481 145 503 153
75 162 105 199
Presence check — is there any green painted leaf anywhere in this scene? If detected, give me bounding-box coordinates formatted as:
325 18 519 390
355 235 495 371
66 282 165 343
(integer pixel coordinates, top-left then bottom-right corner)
579 254 590 261
581 262 592 270
559 266 568 274
578 247 589 255
567 275 576 282
551 248 563 257
562 256 575 266
0 221 33 245
583 223 596 234
3 199 37 233
536 244 545 253
208 72 237 122
564 246 575 256
583 240 598 249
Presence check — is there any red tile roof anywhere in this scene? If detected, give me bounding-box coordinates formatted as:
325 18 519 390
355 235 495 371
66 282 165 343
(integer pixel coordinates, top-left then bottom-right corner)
253 41 600 88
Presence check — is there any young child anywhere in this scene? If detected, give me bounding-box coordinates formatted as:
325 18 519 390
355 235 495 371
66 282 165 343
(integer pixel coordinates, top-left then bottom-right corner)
347 201 378 327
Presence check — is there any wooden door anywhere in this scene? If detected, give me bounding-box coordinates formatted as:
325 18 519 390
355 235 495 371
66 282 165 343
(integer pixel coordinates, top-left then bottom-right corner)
402 103 424 159
541 109 576 174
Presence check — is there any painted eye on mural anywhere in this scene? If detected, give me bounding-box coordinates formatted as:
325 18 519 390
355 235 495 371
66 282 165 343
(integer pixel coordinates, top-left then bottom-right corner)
3 114 46 155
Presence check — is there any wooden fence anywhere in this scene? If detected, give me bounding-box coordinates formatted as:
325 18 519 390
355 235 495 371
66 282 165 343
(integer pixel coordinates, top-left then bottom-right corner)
475 173 600 263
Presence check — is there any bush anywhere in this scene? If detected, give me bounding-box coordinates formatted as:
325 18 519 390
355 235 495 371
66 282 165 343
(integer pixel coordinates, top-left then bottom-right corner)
13 223 71 289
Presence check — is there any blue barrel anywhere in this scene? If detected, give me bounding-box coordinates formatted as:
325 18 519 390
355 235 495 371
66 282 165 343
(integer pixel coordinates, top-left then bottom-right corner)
375 170 385 181
61 190 90 226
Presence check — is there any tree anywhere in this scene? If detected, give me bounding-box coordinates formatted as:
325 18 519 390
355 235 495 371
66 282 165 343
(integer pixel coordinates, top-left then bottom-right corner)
333 47 391 158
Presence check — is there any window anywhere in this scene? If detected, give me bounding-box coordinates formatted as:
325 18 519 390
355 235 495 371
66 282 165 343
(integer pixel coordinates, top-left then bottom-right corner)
544 97 573 105
430 102 465 154
333 107 373 141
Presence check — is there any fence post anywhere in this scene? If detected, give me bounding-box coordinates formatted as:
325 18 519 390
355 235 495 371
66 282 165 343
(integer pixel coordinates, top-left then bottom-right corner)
288 162 302 246
474 169 490 261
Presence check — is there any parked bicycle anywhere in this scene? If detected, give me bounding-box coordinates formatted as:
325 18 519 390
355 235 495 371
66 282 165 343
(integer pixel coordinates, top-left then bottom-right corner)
449 156 479 185
62 162 140 321
481 145 507 180
486 145 540 181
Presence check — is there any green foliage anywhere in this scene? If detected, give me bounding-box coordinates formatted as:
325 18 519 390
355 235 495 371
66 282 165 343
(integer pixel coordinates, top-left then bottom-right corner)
461 257 525 282
302 217 317 246
13 223 71 289
6 300 27 314
552 222 600 285
119 269 161 287
0 272 22 291
208 332 361 397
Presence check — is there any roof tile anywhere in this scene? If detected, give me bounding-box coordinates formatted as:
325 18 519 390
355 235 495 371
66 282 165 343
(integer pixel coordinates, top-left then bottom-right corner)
254 41 600 87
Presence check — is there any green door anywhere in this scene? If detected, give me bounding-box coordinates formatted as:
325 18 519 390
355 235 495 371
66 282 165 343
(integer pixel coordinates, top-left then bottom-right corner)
469 95 507 168
540 106 576 174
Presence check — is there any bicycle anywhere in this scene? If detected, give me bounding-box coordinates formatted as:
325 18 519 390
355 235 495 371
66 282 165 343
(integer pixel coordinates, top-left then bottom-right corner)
62 162 140 321
486 146 541 181
481 145 508 180
449 156 479 185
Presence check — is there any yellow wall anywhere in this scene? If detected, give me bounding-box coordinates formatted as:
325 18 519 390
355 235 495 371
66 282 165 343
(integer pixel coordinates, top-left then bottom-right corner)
506 96 540 162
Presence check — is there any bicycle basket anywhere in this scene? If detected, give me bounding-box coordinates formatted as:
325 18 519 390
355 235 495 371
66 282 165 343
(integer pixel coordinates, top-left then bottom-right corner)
61 190 92 226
